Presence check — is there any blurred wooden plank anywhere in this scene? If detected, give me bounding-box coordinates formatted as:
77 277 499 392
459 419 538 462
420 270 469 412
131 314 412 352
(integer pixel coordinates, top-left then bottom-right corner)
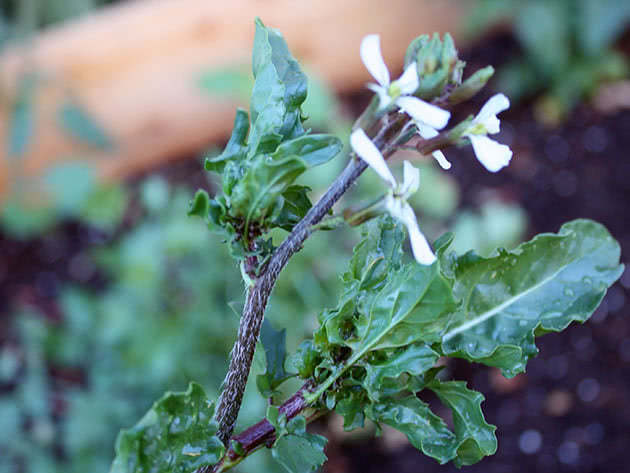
0 0 465 197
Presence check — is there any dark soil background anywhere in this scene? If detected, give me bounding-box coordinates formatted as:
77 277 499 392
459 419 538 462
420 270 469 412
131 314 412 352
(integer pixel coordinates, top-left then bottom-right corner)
1 32 629 473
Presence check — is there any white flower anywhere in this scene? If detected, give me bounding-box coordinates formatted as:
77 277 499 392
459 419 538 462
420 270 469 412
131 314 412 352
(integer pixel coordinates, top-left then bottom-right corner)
360 34 450 130
413 93 513 173
350 128 436 265
415 121 452 170
463 93 512 172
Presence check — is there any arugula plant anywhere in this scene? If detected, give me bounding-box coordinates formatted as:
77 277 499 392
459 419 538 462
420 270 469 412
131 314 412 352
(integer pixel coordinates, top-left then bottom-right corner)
111 19 623 473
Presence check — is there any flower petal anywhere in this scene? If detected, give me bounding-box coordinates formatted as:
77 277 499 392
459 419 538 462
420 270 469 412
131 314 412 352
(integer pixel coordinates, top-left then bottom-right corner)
475 93 510 133
415 122 452 169
415 122 438 139
395 62 419 95
467 134 513 172
350 128 397 187
360 34 390 88
432 150 452 170
384 194 405 221
367 83 393 110
481 115 501 135
400 202 436 265
401 161 420 196
396 96 451 130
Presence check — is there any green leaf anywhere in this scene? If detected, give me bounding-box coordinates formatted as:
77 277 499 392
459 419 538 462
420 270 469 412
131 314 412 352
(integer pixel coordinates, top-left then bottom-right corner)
361 343 439 401
256 319 293 397
368 381 496 466
291 340 321 379
271 416 327 473
441 219 623 377
205 109 250 173
273 185 312 232
345 216 405 290
248 18 307 155
110 383 224 473
271 134 342 167
266 404 283 432
229 153 306 227
427 380 497 467
334 388 368 431
311 216 456 402
58 97 113 150
195 19 342 261
188 190 210 219
367 396 456 464
313 260 452 412
340 260 456 352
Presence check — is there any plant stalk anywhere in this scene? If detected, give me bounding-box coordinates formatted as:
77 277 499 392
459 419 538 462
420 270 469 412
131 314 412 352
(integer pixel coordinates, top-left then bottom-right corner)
214 102 445 447
214 153 368 445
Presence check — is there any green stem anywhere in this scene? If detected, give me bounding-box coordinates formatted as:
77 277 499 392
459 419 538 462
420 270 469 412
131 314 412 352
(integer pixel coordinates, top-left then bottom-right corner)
310 215 346 232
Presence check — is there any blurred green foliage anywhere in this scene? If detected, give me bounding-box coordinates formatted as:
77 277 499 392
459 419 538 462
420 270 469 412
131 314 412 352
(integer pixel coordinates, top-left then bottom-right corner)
0 7 533 471
0 0 116 36
468 0 629 123
1 176 352 473
449 199 528 256
0 162 128 238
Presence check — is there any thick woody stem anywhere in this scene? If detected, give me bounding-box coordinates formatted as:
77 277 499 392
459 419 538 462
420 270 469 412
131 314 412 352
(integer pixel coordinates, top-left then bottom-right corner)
197 382 315 473
214 108 427 446
214 155 367 445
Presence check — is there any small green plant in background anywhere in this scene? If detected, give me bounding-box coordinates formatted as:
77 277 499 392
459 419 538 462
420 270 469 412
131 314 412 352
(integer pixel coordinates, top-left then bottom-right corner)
468 0 630 124
107 19 622 473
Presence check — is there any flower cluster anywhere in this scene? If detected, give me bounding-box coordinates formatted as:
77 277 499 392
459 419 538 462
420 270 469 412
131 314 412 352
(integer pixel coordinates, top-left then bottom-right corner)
351 35 514 264
350 129 436 265
361 34 450 130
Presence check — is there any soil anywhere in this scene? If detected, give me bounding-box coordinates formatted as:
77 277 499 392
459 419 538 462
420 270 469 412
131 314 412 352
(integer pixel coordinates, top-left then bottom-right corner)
2 32 629 473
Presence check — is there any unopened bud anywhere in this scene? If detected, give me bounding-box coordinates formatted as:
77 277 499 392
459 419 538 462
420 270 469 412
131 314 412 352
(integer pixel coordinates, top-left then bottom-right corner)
441 33 457 70
448 66 495 105
404 34 429 69
406 33 463 100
